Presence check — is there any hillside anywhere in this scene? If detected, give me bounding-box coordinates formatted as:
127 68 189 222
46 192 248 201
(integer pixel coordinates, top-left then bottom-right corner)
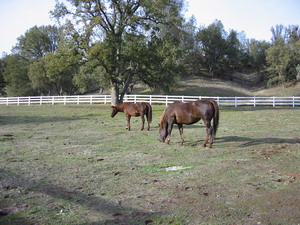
132 72 300 97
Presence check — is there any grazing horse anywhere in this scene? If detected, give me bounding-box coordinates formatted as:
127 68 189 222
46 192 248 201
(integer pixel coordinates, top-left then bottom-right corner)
159 100 219 148
111 102 152 131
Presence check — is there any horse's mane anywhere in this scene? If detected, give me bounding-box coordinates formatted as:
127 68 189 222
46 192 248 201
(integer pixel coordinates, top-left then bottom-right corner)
159 109 167 129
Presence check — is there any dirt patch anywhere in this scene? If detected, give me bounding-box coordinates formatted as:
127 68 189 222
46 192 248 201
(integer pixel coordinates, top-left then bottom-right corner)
0 203 28 216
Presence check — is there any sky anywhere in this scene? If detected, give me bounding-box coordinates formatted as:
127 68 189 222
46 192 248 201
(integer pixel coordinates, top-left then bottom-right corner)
186 0 300 41
1 0 300 55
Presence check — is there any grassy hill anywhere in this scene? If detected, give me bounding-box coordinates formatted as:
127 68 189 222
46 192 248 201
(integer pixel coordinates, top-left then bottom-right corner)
132 72 300 97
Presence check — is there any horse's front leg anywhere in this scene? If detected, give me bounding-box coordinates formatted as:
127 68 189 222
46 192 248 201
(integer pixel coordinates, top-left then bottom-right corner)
126 115 131 131
140 115 145 131
178 124 184 145
166 118 175 144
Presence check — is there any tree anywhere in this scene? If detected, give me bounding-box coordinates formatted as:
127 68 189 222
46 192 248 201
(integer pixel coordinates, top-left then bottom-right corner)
13 25 61 59
247 39 270 71
2 54 33 96
181 16 203 76
224 29 243 71
28 46 81 95
0 58 6 95
52 0 185 105
196 20 227 76
266 24 300 86
6 25 64 96
266 38 300 86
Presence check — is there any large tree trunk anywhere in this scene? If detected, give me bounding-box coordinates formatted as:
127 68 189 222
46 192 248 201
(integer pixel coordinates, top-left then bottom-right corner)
111 85 119 106
111 74 134 106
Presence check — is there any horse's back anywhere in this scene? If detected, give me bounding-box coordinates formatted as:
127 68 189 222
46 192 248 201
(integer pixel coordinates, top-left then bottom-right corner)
165 100 215 124
121 102 139 116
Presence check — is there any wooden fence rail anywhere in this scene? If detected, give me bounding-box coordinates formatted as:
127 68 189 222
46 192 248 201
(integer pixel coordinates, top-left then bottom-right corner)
0 95 300 107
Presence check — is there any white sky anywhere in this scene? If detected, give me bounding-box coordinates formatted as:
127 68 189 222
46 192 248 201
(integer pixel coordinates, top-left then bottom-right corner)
186 0 300 41
1 0 300 55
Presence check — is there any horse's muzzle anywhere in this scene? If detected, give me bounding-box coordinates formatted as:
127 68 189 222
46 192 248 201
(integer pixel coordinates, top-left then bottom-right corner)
158 138 165 143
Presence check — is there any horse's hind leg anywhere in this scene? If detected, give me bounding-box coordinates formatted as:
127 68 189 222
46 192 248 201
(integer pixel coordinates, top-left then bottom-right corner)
207 126 214 148
178 124 184 145
145 114 150 131
141 115 145 131
203 120 213 148
126 115 131 130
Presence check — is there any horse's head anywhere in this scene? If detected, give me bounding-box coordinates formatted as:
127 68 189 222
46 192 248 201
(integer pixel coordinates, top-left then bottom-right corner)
158 125 167 142
158 110 167 142
111 106 118 118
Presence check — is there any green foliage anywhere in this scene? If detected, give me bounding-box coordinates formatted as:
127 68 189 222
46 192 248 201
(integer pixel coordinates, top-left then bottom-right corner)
247 39 271 71
266 34 300 86
0 58 6 95
197 20 227 75
195 20 246 77
2 54 34 96
13 25 61 59
52 0 186 104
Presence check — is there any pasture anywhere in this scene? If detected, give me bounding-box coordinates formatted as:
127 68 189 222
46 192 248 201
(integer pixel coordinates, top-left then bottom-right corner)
0 105 300 224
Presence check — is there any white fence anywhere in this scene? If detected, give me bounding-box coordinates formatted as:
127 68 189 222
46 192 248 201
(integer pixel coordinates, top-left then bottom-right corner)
0 95 300 107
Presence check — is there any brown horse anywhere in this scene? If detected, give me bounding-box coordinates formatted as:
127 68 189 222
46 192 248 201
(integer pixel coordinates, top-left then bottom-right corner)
159 100 219 148
111 102 152 131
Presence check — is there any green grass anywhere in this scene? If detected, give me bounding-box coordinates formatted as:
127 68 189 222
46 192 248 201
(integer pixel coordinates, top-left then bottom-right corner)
1 105 300 224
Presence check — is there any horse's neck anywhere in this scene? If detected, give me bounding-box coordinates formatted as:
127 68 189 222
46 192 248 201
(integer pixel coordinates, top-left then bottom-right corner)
117 103 125 112
159 110 167 128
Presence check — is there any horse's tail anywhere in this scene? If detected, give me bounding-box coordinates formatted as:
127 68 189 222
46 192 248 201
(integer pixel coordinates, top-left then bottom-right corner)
210 100 219 136
147 103 152 123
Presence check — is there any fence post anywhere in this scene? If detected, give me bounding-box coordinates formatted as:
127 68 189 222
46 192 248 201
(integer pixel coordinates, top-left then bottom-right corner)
254 96 256 107
166 95 168 106
217 97 220 105
52 96 54 105
64 96 66 105
235 97 237 107
293 96 295 107
28 97 31 105
150 95 152 104
17 97 19 106
273 96 275 107
40 96 42 105
90 95 93 104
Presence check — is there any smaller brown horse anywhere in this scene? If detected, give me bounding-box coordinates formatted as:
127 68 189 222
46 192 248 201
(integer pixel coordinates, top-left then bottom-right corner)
159 100 219 148
111 102 152 131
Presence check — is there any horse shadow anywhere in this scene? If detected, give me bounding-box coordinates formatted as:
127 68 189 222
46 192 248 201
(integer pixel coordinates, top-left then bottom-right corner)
217 136 300 147
179 135 300 147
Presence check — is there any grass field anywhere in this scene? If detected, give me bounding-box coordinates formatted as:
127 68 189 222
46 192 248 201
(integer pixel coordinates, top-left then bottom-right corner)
1 104 300 224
